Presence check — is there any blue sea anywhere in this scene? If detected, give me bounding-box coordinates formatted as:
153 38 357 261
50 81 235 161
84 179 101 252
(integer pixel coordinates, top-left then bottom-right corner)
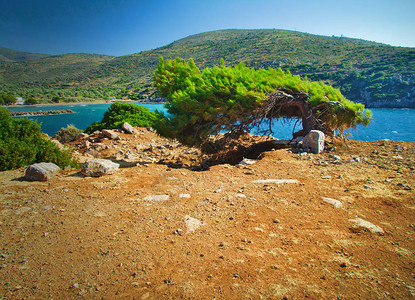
6 103 415 142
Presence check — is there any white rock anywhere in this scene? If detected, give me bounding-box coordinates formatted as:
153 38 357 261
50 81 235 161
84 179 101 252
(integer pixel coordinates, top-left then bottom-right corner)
252 179 299 184
144 195 170 202
349 218 385 235
81 159 119 177
25 162 60 181
235 193 247 198
121 122 138 135
322 197 342 209
179 194 191 199
102 129 119 140
184 215 202 232
239 158 257 166
302 130 325 154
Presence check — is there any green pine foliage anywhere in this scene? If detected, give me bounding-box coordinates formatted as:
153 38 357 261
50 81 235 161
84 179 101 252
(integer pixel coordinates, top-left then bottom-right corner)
0 107 78 171
153 57 371 146
85 102 158 133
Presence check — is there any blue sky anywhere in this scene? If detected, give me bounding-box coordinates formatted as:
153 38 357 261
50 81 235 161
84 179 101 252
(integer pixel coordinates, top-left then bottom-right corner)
1 0 414 56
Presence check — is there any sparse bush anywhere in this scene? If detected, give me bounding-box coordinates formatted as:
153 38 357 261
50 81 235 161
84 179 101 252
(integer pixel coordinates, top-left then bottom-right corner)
0 107 78 171
85 102 158 134
53 124 83 144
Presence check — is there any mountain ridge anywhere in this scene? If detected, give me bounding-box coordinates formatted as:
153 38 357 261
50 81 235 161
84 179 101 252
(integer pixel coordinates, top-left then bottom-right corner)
1 29 414 107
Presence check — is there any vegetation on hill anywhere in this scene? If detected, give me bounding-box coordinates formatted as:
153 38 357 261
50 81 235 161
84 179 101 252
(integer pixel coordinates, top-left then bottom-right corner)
0 46 50 62
85 102 157 133
0 107 78 171
153 57 371 147
0 29 414 107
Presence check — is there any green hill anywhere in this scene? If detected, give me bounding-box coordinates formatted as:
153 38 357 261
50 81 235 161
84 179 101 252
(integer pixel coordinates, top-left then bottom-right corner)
0 47 51 62
1 29 414 107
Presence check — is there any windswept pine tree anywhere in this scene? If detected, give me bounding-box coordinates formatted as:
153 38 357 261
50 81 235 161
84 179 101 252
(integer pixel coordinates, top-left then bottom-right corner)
153 57 372 148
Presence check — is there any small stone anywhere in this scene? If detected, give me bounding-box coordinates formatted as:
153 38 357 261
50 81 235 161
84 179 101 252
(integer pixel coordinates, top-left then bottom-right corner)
349 218 385 235
321 175 331 179
184 215 202 232
179 194 191 199
16 207 32 214
144 195 170 202
239 158 257 166
235 193 247 198
364 185 374 190
322 197 342 209
252 179 299 184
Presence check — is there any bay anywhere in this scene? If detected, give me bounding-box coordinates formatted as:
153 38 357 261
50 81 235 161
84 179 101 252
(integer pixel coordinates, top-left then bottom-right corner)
6 104 415 142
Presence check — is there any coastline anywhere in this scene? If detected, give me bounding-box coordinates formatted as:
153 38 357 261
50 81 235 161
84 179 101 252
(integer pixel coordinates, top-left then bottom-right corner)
3 99 166 108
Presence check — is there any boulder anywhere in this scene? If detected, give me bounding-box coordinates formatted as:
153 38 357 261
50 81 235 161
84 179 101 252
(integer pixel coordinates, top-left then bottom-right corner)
121 122 138 135
25 162 60 181
81 159 119 177
302 130 325 154
102 129 119 140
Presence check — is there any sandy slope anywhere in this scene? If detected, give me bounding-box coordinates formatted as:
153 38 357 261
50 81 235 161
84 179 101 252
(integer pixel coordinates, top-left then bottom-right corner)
0 129 414 299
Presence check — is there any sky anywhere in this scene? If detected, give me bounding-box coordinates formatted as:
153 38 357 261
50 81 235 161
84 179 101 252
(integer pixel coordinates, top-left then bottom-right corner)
1 0 414 57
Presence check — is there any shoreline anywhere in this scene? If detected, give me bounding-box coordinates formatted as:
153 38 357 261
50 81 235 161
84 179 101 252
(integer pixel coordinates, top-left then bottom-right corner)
3 99 166 108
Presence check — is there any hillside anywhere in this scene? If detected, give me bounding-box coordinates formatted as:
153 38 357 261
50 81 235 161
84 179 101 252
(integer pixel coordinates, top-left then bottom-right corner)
0 47 51 62
1 29 414 107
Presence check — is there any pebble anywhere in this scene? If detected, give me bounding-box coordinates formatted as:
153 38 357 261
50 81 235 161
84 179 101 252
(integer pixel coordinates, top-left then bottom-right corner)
322 197 342 209
184 215 202 233
349 218 385 235
321 175 331 179
143 195 170 202
252 179 299 184
15 207 32 214
363 185 374 190
179 194 191 199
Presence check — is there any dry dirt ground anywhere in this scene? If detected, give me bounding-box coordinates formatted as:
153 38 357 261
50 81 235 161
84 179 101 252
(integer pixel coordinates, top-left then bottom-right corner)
0 129 414 299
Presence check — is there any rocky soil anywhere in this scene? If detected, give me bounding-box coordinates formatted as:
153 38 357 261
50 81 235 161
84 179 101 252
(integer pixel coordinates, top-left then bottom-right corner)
0 128 414 299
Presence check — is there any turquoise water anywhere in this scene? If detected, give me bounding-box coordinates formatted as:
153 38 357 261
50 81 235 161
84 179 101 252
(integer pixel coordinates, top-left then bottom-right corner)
6 104 415 142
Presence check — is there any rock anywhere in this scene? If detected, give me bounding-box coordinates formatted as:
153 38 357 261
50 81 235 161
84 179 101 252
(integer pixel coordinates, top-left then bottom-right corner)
363 185 374 190
302 130 325 154
77 133 89 140
329 154 341 162
16 207 32 214
51 139 64 150
179 194 191 199
81 159 119 177
239 158 257 166
121 122 138 135
322 197 342 209
349 218 385 235
252 179 299 184
102 129 119 140
184 215 202 232
25 162 60 181
144 195 170 202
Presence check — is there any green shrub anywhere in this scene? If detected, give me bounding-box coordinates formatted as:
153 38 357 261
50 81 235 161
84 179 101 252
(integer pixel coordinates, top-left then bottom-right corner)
85 102 158 134
54 124 83 144
0 107 78 171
